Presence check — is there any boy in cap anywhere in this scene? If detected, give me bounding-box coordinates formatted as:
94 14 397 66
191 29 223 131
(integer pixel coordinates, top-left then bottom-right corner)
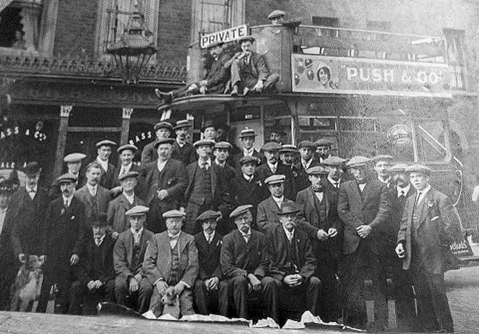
220 205 277 323
37 173 86 313
143 210 199 318
114 206 154 314
232 128 264 171
69 213 116 315
141 121 173 165
92 139 117 189
396 165 462 333
294 140 321 192
171 120 196 166
193 210 228 315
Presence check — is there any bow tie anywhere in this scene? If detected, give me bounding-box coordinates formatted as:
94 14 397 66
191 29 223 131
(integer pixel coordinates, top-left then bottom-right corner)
313 189 323 193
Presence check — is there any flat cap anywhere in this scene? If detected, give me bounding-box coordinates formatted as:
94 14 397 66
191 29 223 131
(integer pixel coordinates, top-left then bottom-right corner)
23 162 41 176
64 153 86 163
388 163 410 173
239 156 260 165
118 171 140 182
298 141 316 149
194 139 216 148
268 10 286 20
91 212 108 226
238 36 255 44
214 141 232 150
201 119 216 131
262 142 282 152
174 119 191 130
154 138 175 149
322 156 346 166
315 138 333 147
96 139 117 148
346 156 370 168
56 173 78 185
125 205 149 216
264 174 286 185
239 129 256 138
279 144 298 154
371 155 394 163
163 210 186 219
154 121 173 132
277 202 300 216
405 164 431 176
230 204 253 219
117 144 138 154
306 166 328 175
196 210 221 222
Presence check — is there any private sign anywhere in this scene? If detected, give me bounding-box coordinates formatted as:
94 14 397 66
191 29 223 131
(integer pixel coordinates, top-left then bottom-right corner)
200 25 248 49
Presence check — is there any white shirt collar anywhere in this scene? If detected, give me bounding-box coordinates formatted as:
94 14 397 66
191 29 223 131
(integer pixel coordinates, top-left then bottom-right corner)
26 185 38 193
243 173 254 182
378 175 391 184
86 183 98 196
359 183 366 191
272 195 284 208
96 157 108 171
283 227 295 241
244 148 254 156
397 184 411 197
240 228 251 238
416 184 431 203
328 176 340 188
123 192 135 204
176 138 186 147
302 158 313 170
94 234 106 246
267 161 278 172
204 231 215 243
131 227 143 242
215 159 226 168
120 162 132 173
157 159 168 171
62 194 73 206
198 158 211 168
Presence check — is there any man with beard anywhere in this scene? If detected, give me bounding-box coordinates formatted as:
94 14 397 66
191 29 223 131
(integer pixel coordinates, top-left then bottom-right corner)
141 121 174 165
232 129 264 171
171 120 196 166
37 174 85 313
372 155 393 188
314 138 333 163
155 42 232 103
92 140 117 190
294 141 321 192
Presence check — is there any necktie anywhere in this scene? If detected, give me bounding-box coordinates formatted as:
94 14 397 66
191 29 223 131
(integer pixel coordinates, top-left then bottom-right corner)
244 234 250 243
64 199 69 208
120 167 126 176
207 234 213 244
95 238 101 247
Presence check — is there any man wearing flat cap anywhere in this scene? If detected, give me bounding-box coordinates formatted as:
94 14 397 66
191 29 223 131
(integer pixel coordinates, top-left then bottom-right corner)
337 156 391 331
64 152 87 189
139 138 187 234
114 206 154 314
155 41 232 104
37 173 86 313
144 210 199 318
229 36 279 96
315 138 333 163
294 140 321 192
214 141 236 187
256 142 296 201
266 202 321 319
396 165 462 333
257 174 295 232
220 205 278 323
233 128 264 172
372 155 394 187
183 139 229 235
70 213 116 315
322 156 347 194
112 144 141 191
141 121 173 165
171 120 196 166
107 171 145 239
193 210 228 315
91 139 117 190
296 166 343 322
268 10 286 24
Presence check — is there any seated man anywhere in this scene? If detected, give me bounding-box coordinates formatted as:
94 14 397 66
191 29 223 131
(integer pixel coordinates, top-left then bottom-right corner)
220 205 278 323
193 210 228 315
155 42 232 104
266 202 321 319
143 210 199 318
113 206 154 314
69 213 115 315
229 36 279 96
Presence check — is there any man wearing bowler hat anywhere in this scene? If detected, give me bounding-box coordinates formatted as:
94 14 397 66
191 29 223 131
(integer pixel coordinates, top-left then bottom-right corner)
171 119 196 166
141 121 173 165
232 128 264 171
92 139 117 189
37 173 86 313
114 205 154 314
69 212 116 315
112 144 141 190
229 36 279 96
294 140 321 192
201 120 217 142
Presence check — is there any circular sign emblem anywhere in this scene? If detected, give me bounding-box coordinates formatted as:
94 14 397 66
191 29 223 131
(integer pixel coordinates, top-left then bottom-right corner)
387 124 412 147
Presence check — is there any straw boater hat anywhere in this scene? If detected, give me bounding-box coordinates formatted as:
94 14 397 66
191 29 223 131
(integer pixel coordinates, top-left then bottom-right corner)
264 174 286 185
96 140 116 148
154 138 175 149
174 120 191 130
193 139 216 148
117 144 138 154
239 129 256 138
279 144 298 154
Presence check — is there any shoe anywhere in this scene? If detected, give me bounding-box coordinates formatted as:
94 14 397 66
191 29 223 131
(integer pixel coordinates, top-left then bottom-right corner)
154 89 173 104
230 86 239 96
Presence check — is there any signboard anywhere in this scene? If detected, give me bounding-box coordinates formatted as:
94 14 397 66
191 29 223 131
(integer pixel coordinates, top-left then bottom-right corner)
200 25 248 49
387 124 413 147
292 55 451 97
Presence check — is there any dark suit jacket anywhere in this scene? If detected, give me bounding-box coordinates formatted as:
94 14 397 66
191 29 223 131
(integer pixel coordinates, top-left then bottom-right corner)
89 160 116 190
112 163 142 188
107 193 145 234
230 174 263 213
194 232 223 280
265 224 316 282
238 52 270 84
255 162 297 201
294 158 321 193
233 150 265 172
220 229 270 279
205 53 232 93
113 228 154 280
171 141 196 167
398 187 462 274
141 141 159 165
388 186 416 237
296 185 343 259
337 178 391 255
143 231 199 287
257 196 294 231
215 162 236 185
75 184 111 228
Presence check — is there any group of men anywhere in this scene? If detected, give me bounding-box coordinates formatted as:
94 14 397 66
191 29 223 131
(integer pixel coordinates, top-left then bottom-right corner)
0 116 462 332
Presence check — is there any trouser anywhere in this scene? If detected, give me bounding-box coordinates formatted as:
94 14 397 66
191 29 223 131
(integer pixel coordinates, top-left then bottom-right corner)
37 268 71 314
69 279 115 315
276 276 322 317
230 59 279 91
0 257 17 311
115 276 153 314
391 259 417 331
315 256 341 322
193 279 228 315
149 286 195 318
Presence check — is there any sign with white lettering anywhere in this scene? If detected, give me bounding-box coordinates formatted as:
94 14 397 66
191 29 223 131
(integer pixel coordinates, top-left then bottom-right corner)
292 55 451 97
200 25 248 49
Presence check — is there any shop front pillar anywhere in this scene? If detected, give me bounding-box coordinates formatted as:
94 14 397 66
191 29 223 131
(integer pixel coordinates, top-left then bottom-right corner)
53 105 73 178
121 107 134 146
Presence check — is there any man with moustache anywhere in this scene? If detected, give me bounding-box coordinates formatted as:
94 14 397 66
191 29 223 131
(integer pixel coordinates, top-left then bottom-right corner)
294 141 321 192
37 174 85 313
112 144 141 191
171 120 196 166
141 121 174 165
92 140 117 190
279 144 298 169
314 138 333 163
232 129 264 172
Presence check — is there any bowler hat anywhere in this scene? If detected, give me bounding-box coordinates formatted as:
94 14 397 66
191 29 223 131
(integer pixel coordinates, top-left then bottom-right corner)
117 144 138 154
91 212 108 226
23 162 42 176
230 204 253 219
96 140 117 148
277 202 299 215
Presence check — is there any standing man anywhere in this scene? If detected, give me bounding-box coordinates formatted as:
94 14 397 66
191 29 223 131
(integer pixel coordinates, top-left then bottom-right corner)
171 119 196 166
269 124 286 145
314 138 333 163
201 120 217 142
183 139 228 235
93 139 117 190
322 156 347 193
139 138 187 234
233 128 264 171
372 155 393 187
396 165 461 333
193 210 228 316
75 162 111 230
220 205 278 323
143 210 199 318
337 156 391 331
279 144 298 168
294 141 320 192
296 166 343 323
63 153 87 188
268 10 286 24
213 141 236 184
37 174 85 314
112 144 141 190
114 206 154 314
141 121 173 165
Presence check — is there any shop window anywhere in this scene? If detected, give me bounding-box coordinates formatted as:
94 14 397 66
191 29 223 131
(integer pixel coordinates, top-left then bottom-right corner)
443 28 468 91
